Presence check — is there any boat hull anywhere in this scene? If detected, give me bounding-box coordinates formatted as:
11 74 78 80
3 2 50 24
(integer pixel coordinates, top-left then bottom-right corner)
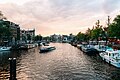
100 52 120 68
40 47 56 53
0 47 11 51
84 48 98 55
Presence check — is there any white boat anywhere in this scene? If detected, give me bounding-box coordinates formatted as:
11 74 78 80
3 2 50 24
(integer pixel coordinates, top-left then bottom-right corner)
0 47 11 51
40 46 56 53
77 44 83 50
99 48 120 68
94 45 107 52
81 44 98 55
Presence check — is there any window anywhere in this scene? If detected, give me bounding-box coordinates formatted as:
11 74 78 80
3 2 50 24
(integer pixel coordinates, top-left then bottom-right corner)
113 54 114 56
109 53 111 56
106 53 108 55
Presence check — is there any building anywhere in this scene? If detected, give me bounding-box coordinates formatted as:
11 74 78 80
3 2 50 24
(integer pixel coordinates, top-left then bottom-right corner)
9 21 20 41
50 34 62 42
49 34 75 43
0 19 35 45
20 29 35 43
0 20 20 45
62 35 68 43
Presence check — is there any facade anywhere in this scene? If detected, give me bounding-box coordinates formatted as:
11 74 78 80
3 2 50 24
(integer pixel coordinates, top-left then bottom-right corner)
0 19 35 45
20 29 35 43
0 20 20 45
62 35 68 43
9 21 20 41
49 34 75 43
50 34 62 42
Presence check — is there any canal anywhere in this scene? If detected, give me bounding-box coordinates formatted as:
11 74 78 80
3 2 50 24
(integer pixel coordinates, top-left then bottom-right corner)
0 43 120 80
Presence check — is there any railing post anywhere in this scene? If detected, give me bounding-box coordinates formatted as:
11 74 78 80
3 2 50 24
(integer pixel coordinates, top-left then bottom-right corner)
9 58 17 80
12 58 16 80
9 58 13 80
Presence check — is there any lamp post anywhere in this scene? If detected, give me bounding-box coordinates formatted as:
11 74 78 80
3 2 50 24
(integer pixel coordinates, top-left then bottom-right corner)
105 31 108 46
99 34 102 43
98 34 102 48
114 36 117 45
9 58 17 80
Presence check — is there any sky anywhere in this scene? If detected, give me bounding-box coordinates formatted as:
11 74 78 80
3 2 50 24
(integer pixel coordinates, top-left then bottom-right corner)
0 0 120 36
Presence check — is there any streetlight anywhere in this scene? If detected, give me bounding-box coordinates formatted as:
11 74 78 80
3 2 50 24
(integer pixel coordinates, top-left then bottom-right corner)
105 31 108 45
98 34 102 48
114 36 117 44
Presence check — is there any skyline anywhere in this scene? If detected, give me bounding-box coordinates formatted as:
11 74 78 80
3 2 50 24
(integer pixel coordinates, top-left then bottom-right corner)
0 0 120 36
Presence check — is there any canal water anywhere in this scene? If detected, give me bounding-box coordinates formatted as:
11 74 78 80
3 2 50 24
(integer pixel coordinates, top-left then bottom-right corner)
0 43 120 80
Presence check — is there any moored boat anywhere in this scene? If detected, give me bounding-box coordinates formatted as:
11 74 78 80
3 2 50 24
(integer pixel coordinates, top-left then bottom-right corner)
81 45 98 55
94 45 108 52
77 44 83 50
71 42 77 47
0 47 11 51
99 48 120 68
40 46 56 53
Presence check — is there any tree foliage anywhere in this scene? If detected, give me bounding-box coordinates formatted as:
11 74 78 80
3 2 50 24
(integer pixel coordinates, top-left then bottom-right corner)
76 14 120 42
27 34 31 40
0 11 11 41
90 26 103 40
34 35 42 41
76 20 104 42
108 15 120 39
0 11 7 20
85 28 91 40
76 32 86 41
0 21 11 40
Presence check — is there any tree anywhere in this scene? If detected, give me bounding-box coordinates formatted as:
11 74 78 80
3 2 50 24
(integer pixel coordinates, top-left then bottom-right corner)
27 34 31 40
34 34 42 41
0 11 7 20
85 28 92 41
76 32 86 42
90 20 103 40
43 36 50 41
0 21 11 40
108 15 120 39
91 27 103 40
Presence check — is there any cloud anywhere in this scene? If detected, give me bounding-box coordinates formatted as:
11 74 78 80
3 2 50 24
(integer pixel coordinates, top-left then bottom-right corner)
0 0 120 36
103 0 120 14
0 0 30 5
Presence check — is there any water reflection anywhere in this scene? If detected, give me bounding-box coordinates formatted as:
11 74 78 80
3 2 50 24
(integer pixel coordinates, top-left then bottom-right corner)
0 51 11 70
0 43 120 80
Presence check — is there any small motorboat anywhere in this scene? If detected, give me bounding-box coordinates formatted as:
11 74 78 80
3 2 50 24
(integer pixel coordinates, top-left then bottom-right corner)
0 47 11 51
40 46 56 53
81 45 98 55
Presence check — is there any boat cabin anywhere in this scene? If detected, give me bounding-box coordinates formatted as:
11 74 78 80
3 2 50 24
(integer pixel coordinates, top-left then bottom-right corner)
105 50 120 60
